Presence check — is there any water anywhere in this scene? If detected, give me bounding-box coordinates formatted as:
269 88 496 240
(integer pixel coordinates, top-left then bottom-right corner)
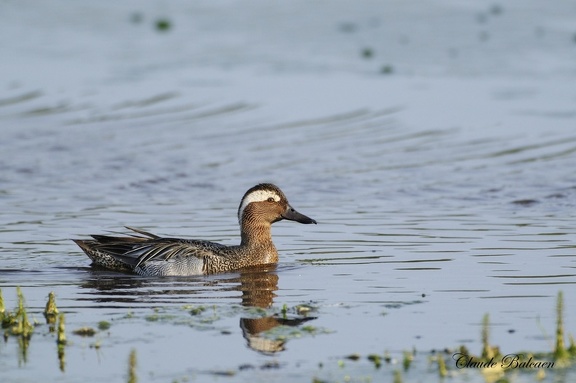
1 1 576 382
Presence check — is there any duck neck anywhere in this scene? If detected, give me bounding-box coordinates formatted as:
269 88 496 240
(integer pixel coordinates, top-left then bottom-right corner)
240 221 272 247
239 221 278 263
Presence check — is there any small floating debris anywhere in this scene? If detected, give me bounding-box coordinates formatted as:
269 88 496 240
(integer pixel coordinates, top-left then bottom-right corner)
380 65 394 75
155 18 172 32
72 327 97 337
260 360 281 370
294 304 315 316
511 199 539 206
361 48 374 59
210 369 236 377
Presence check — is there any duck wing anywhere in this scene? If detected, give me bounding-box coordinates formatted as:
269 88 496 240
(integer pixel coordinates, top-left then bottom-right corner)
124 226 161 239
121 239 227 269
76 227 227 270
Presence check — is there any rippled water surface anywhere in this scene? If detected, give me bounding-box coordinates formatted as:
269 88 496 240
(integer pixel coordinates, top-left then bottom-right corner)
2 1 576 382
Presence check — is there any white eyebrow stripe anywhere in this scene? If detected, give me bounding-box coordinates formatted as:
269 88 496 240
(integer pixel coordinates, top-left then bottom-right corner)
238 190 281 223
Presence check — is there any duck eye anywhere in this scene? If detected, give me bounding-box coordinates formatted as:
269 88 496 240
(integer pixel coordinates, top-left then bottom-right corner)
267 197 275 202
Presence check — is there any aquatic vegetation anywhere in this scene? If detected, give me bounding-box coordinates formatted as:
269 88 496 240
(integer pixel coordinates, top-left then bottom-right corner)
1 287 34 339
318 292 575 382
569 335 576 356
260 321 332 342
554 291 570 361
127 305 223 329
188 305 207 316
2 287 575 382
436 352 448 378
402 350 413 371
0 287 34 365
127 349 138 383
481 313 501 361
0 288 5 317
383 351 392 363
73 327 97 337
445 291 575 379
98 320 111 331
367 353 382 369
145 311 178 323
57 313 66 345
44 291 59 327
57 314 66 372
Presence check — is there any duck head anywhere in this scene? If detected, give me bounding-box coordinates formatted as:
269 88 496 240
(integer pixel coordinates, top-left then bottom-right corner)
237 183 316 226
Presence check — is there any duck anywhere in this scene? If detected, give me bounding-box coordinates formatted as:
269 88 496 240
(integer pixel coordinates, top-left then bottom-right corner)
73 183 316 276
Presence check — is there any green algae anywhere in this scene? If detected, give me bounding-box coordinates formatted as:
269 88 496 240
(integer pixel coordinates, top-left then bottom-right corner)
155 18 171 32
132 305 223 329
98 320 111 331
188 305 207 316
262 323 332 342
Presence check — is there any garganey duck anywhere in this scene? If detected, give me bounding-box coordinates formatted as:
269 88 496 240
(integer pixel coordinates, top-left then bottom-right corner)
73 183 316 276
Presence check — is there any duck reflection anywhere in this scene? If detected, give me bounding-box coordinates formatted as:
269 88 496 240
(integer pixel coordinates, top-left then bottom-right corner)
234 265 316 354
80 265 316 354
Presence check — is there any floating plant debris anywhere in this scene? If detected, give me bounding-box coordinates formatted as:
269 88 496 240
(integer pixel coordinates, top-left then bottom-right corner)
72 327 97 337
